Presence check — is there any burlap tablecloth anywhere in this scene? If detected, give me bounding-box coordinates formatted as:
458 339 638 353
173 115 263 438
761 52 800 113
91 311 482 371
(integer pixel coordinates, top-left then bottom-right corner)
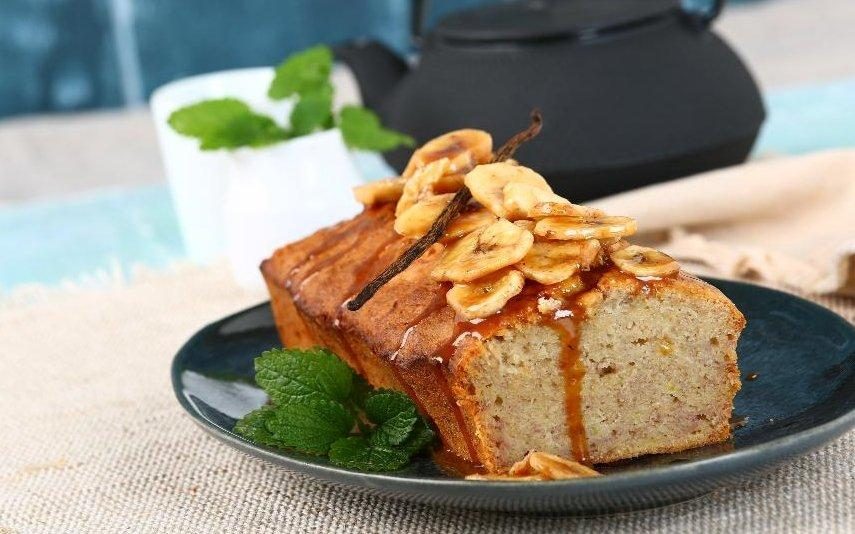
1 265 853 533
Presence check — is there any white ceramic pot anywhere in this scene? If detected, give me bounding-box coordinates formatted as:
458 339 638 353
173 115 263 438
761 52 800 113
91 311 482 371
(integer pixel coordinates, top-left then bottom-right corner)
150 66 387 289
151 67 290 264
222 129 362 289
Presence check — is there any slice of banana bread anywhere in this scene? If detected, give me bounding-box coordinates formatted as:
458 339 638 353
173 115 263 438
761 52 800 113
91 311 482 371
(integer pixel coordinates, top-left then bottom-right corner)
261 205 744 472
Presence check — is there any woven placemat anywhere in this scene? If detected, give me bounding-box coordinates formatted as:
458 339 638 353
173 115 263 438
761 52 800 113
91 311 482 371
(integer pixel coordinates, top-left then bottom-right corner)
1 266 852 533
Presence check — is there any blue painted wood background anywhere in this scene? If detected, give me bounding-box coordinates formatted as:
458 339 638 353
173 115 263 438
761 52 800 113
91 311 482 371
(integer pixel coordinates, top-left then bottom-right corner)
0 0 500 118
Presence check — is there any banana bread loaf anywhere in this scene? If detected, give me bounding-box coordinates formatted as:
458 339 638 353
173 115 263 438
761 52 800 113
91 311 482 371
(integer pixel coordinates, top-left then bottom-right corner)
261 206 743 472
260 128 744 473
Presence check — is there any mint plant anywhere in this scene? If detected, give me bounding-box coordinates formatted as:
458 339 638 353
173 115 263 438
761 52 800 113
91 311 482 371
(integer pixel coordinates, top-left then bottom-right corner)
168 45 414 152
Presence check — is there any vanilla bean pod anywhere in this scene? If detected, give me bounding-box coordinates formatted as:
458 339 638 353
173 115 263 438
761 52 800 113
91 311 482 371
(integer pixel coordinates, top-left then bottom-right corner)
347 110 543 311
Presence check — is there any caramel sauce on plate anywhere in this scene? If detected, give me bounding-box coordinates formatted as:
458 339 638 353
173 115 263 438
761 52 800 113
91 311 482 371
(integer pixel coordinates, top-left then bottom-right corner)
433 447 487 477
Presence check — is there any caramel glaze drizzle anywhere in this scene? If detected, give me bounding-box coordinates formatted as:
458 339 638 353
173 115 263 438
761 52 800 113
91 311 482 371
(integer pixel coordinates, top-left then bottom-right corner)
433 266 614 467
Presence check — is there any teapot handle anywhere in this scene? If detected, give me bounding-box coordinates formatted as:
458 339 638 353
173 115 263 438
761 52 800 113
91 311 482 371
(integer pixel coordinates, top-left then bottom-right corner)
411 0 430 46
682 0 725 29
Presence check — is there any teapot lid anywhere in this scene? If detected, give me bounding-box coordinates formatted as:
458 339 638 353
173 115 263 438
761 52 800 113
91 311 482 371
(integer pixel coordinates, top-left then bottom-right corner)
434 0 681 42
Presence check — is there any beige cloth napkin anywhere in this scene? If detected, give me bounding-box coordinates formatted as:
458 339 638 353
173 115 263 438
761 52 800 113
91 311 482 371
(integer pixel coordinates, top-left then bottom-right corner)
590 150 855 295
1 265 853 533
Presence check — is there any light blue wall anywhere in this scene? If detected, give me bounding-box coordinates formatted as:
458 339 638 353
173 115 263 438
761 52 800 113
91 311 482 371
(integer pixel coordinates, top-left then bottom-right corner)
0 0 501 118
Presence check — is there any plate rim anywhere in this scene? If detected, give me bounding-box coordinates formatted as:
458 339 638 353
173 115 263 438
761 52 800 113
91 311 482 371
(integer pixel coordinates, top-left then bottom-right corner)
171 278 855 496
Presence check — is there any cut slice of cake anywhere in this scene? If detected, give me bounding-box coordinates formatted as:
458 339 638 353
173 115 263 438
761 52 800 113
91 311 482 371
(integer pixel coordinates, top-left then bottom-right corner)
260 128 744 474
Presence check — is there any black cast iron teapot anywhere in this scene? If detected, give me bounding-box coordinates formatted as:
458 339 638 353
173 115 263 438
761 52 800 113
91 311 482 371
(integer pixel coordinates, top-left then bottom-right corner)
337 0 764 200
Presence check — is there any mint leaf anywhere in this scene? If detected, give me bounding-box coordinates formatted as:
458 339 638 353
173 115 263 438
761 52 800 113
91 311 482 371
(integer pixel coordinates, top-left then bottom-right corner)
167 98 287 150
399 417 436 456
233 405 279 446
269 45 333 100
254 347 354 406
328 437 411 472
338 106 415 152
289 84 333 136
266 399 354 455
238 347 436 471
364 390 418 447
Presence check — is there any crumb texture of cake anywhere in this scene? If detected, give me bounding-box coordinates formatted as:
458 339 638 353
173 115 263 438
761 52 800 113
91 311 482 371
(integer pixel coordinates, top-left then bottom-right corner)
261 127 745 474
449 272 742 471
578 274 741 463
452 325 572 470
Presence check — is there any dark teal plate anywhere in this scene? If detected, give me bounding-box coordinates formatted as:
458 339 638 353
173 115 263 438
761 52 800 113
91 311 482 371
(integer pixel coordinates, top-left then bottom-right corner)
171 279 855 514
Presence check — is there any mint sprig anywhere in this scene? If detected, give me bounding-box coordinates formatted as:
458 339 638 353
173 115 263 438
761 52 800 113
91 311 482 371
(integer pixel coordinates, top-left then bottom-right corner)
339 106 415 152
328 437 411 471
232 405 278 446
234 347 435 472
364 390 418 446
288 85 334 137
266 399 355 455
268 45 333 100
167 98 288 149
167 45 412 152
254 347 352 405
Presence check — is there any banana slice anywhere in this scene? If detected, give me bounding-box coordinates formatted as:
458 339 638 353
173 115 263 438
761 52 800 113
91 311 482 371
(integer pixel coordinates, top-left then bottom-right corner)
550 274 585 298
509 451 601 479
394 193 454 238
434 173 465 194
515 239 601 285
445 207 497 239
352 177 405 206
534 216 637 240
502 182 571 220
464 163 551 218
602 238 630 254
513 219 535 232
396 158 451 216
610 245 680 277
529 202 605 219
431 219 534 282
403 129 493 178
446 269 525 320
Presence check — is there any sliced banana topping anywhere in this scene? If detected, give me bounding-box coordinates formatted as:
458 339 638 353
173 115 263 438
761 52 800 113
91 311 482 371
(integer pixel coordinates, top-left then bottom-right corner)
433 173 466 194
403 129 493 178
431 219 533 283
610 245 680 277
353 177 406 206
464 162 551 218
394 193 454 239
396 158 451 216
549 274 586 298
529 201 605 219
515 239 602 285
365 131 683 320
602 238 630 254
444 207 498 240
513 219 536 232
534 215 637 241
447 269 525 320
502 182 571 220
